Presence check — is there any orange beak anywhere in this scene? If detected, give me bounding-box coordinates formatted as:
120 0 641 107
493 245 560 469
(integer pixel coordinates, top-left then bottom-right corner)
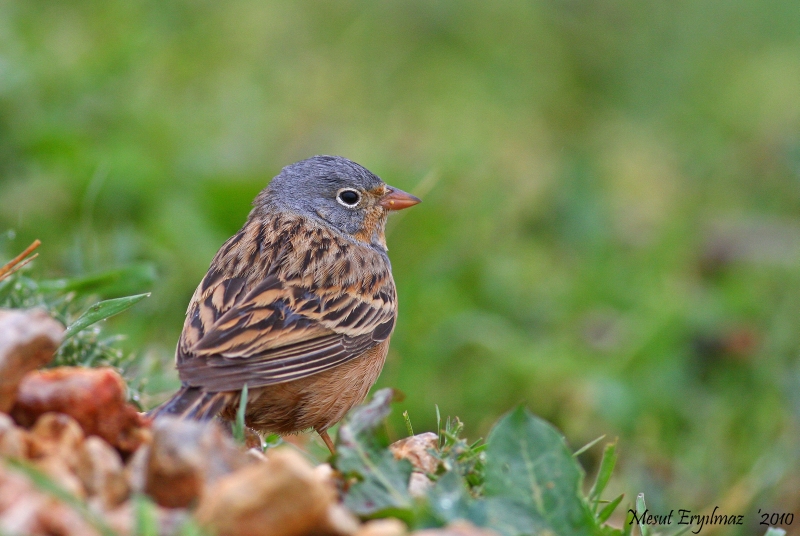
379 186 421 211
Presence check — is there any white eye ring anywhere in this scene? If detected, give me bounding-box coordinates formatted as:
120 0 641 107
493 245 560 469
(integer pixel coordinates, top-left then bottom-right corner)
336 188 362 208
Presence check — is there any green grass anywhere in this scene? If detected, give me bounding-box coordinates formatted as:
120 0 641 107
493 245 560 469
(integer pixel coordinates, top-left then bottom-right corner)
2 1 800 530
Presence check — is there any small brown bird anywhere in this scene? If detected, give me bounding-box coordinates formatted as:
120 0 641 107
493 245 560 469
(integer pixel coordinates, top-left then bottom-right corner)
152 156 420 453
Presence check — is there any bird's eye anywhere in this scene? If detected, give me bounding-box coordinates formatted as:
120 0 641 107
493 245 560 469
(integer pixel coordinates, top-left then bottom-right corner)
336 189 361 207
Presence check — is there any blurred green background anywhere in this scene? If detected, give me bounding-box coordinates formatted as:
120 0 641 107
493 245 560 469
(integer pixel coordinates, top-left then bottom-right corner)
2 0 800 527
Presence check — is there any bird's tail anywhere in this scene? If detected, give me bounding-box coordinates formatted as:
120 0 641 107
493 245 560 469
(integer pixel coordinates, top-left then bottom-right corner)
148 386 232 421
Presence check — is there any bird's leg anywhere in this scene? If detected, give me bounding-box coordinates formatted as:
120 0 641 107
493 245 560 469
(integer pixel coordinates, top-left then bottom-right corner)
318 429 336 455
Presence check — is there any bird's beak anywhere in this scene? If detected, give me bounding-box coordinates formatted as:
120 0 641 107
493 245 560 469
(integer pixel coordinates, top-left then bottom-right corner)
379 186 421 211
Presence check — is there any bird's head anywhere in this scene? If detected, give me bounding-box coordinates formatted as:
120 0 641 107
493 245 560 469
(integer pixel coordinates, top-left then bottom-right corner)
255 155 420 249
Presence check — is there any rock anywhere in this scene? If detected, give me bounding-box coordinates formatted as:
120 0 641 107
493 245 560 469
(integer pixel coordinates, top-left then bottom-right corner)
148 420 202 500
195 448 336 536
11 367 150 454
313 462 335 484
319 503 362 535
304 460 361 536
27 412 85 466
308 462 361 535
35 455 87 499
0 413 28 458
245 447 266 462
27 413 87 498
355 518 409 536
75 436 129 510
143 417 250 508
124 443 150 494
407 472 433 498
0 461 101 536
0 309 63 413
390 432 438 498
389 433 439 474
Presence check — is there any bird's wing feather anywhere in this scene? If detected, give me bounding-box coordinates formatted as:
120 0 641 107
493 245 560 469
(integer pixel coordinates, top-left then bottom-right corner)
176 218 396 391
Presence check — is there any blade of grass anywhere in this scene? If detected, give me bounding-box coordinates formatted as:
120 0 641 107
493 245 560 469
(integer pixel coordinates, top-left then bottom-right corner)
263 433 284 452
233 384 248 444
435 404 442 449
63 293 150 339
0 239 40 282
402 410 414 436
134 494 160 536
178 518 211 536
574 434 606 457
622 503 633 536
0 253 38 280
589 440 618 511
636 493 649 536
597 493 625 523
38 263 156 295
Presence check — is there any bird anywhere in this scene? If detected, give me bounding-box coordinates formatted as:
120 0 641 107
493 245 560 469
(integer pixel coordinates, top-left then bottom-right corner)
150 155 420 453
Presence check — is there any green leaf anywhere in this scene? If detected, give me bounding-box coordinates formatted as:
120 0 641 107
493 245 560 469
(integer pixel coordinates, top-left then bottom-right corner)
341 388 396 438
428 469 485 524
484 406 596 536
589 440 618 510
334 389 414 519
427 471 536 536
63 293 150 339
233 384 249 444
38 263 157 297
597 493 624 523
428 467 554 536
764 529 787 536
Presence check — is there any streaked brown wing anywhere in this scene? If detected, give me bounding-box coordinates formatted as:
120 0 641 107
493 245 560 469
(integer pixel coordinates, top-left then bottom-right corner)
176 270 396 392
177 332 386 391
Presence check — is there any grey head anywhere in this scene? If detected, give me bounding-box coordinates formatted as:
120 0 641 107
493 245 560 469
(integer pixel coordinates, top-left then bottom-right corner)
252 155 420 247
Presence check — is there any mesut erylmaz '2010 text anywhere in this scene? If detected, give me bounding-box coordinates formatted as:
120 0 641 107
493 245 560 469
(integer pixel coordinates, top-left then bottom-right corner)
628 506 794 534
